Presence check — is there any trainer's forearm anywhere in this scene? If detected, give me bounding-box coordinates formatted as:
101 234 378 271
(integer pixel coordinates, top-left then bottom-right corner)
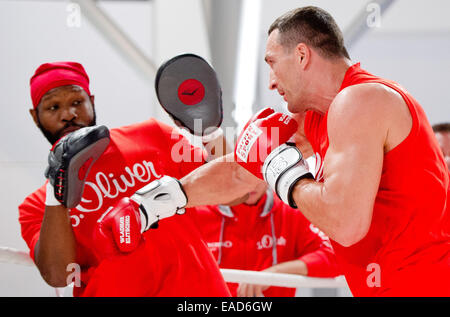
34 205 77 287
182 153 260 207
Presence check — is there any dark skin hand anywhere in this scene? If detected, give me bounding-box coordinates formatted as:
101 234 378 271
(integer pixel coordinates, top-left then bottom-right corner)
34 205 77 287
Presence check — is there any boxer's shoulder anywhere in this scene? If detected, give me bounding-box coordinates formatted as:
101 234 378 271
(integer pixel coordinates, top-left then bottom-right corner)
335 83 405 109
331 83 407 122
329 83 412 152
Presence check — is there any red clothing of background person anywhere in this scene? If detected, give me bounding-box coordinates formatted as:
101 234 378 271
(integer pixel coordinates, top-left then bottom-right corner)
304 63 450 296
192 187 340 297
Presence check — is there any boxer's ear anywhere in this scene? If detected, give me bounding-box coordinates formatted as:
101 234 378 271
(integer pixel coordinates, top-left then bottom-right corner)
295 43 311 69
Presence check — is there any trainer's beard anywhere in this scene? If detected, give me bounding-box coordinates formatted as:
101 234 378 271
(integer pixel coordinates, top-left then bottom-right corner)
37 111 97 145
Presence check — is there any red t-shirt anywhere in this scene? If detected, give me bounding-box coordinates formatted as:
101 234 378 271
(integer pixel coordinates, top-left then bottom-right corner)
304 63 450 296
191 191 340 297
18 119 230 297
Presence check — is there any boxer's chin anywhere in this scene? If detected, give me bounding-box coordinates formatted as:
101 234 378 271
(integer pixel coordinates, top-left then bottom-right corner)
244 191 261 205
224 193 250 207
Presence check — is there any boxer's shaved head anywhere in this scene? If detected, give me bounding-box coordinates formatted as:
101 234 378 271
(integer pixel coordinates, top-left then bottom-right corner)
268 6 349 59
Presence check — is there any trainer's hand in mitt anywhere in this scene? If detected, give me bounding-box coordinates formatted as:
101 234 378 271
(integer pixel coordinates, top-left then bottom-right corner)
45 125 110 209
155 53 223 139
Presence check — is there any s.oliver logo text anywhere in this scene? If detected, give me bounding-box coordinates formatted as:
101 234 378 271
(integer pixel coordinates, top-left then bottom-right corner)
76 160 161 213
256 235 286 250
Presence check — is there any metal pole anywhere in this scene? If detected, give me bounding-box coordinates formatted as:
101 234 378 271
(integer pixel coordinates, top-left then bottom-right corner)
344 0 396 49
73 0 157 81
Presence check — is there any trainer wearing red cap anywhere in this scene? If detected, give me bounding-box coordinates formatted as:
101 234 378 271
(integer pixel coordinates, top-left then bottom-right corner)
19 61 230 297
30 62 91 108
29 62 95 145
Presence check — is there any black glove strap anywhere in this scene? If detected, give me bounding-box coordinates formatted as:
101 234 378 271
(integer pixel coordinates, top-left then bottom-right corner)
287 172 314 209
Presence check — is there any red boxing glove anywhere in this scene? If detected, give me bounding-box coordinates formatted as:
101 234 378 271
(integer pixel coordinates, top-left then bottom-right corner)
234 107 298 178
241 107 276 133
235 107 314 208
92 197 143 261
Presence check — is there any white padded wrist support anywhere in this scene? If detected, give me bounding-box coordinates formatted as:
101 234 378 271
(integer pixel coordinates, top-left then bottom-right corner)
132 176 188 232
263 144 313 208
45 181 62 206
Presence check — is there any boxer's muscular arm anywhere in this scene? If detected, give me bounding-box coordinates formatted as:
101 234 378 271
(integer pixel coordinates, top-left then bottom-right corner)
34 205 77 287
182 153 261 207
292 84 411 247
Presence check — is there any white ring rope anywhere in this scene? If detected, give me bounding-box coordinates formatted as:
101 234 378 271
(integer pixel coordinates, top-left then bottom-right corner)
0 247 346 289
0 247 34 266
220 269 347 288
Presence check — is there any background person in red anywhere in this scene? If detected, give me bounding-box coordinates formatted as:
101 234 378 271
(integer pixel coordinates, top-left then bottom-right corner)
18 61 230 297
433 123 450 170
192 180 340 297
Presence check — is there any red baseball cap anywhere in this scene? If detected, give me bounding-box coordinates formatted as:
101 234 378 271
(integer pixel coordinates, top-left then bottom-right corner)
30 61 91 109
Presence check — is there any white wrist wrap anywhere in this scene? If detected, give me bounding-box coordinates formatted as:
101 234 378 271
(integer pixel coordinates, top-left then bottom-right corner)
131 176 188 232
45 181 62 206
262 144 313 208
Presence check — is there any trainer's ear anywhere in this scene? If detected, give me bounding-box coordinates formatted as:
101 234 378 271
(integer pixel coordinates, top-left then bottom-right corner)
29 108 39 127
89 95 96 115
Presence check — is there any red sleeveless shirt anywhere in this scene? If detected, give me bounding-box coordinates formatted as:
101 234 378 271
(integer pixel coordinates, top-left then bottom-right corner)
304 63 450 296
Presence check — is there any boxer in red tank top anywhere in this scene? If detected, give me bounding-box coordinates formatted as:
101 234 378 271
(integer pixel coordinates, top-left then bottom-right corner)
303 63 449 296
172 7 449 297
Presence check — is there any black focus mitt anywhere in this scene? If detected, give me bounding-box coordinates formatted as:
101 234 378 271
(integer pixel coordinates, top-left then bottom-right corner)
45 125 110 208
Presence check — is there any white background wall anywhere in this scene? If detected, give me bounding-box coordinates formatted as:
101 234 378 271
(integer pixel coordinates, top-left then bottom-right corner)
256 0 450 124
0 0 449 296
